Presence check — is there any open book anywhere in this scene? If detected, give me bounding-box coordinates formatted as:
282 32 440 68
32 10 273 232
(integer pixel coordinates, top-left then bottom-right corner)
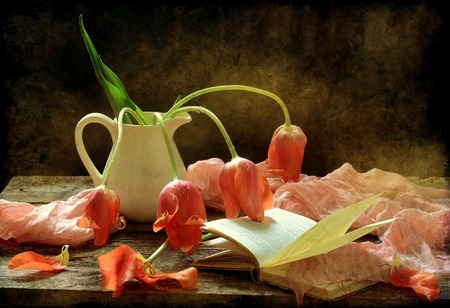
192 193 395 300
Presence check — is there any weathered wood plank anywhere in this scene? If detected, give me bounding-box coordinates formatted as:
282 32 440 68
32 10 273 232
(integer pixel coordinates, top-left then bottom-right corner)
1 222 297 307
0 176 94 204
1 176 449 307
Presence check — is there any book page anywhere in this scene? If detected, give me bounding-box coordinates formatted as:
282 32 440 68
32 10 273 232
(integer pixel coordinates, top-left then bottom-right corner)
264 218 395 267
264 193 395 267
202 208 317 267
201 237 252 257
191 249 257 270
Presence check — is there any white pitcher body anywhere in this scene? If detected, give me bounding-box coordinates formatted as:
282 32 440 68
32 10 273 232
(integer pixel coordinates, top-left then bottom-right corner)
75 111 191 222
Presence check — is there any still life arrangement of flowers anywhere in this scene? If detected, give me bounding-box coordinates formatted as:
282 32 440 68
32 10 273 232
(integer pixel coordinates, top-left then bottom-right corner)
1 15 449 305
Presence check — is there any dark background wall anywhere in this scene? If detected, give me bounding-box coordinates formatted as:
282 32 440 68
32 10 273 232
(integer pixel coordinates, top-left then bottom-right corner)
1 0 449 191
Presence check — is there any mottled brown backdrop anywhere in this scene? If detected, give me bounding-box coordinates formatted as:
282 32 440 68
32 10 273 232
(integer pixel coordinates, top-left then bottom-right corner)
1 0 448 191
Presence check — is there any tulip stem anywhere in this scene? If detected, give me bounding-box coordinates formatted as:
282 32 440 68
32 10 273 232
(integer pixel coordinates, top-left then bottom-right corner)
200 232 217 241
153 112 180 180
147 238 170 263
163 85 291 126
102 108 146 186
146 234 214 263
171 106 238 159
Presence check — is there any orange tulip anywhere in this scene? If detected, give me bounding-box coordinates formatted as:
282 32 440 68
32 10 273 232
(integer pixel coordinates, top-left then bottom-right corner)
77 186 126 246
8 245 70 271
389 254 441 302
153 180 207 255
218 157 272 221
98 244 198 297
266 124 307 182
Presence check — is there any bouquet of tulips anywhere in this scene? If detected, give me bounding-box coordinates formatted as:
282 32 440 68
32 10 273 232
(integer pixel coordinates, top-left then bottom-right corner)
7 15 307 298
6 16 445 304
76 14 307 296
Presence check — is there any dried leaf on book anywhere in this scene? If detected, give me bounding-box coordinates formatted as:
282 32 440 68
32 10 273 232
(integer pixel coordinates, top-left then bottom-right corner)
192 194 394 300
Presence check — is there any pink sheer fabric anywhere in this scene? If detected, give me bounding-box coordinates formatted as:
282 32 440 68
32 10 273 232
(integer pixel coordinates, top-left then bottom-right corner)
188 160 449 303
1 161 448 303
272 163 449 303
1 189 94 246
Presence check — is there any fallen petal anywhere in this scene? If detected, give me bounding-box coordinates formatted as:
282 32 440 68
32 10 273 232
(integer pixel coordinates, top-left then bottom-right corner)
97 244 137 294
8 245 69 271
140 267 199 291
389 254 441 302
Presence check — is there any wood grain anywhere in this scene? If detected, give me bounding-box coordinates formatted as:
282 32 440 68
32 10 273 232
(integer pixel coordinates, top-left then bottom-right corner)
0 176 448 307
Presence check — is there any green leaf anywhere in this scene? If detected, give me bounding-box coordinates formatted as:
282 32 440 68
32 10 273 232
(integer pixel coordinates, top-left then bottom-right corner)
100 59 151 124
79 15 104 83
80 15 150 125
99 58 131 100
264 193 387 267
102 81 129 122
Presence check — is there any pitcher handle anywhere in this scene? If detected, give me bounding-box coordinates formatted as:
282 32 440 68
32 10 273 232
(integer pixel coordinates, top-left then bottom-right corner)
74 113 117 185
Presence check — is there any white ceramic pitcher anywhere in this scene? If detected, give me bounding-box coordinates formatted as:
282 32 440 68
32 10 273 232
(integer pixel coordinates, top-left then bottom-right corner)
74 111 191 222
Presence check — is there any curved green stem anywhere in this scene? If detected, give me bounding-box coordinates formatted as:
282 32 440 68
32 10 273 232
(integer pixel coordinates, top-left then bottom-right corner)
146 234 215 263
102 108 146 186
172 106 238 160
153 112 179 180
147 238 170 263
200 232 217 241
163 85 291 126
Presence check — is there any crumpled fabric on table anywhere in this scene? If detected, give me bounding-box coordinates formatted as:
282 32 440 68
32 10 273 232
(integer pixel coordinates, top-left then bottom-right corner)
187 160 450 303
271 163 450 303
0 189 94 246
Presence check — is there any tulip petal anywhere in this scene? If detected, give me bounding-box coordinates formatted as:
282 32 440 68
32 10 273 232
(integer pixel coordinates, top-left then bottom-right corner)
389 254 441 302
235 159 272 221
8 245 69 271
98 244 199 297
179 215 206 255
218 162 243 219
77 216 101 229
97 244 137 297
147 267 199 291
153 209 177 233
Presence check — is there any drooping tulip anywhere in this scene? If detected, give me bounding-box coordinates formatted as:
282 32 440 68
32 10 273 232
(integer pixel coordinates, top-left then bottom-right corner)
153 180 207 255
77 186 126 246
266 124 307 182
218 157 272 222
98 244 198 298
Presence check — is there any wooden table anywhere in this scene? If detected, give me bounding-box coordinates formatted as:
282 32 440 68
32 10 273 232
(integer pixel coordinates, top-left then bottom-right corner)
0 176 449 307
